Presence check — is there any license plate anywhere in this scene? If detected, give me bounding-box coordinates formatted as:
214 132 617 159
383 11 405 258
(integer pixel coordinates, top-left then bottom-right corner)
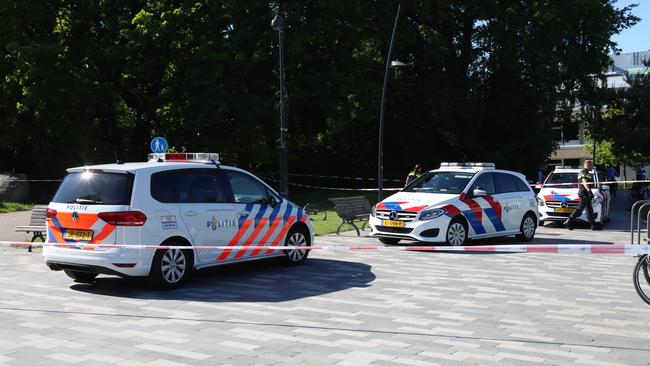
555 207 573 213
63 229 93 241
382 220 404 228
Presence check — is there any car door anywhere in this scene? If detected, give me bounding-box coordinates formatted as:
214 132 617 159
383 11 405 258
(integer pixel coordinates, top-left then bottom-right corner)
492 172 523 231
466 172 506 234
175 168 238 265
220 170 284 261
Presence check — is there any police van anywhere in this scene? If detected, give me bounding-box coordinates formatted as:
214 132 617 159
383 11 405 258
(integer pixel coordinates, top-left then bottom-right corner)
43 153 314 289
537 166 610 226
369 163 539 245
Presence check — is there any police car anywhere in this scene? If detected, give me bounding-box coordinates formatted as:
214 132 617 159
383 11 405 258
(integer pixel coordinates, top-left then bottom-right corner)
369 163 539 245
43 153 314 289
537 166 610 226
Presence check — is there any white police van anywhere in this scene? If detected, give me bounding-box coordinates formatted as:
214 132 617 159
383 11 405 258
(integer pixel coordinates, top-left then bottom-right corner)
369 163 539 245
43 153 314 289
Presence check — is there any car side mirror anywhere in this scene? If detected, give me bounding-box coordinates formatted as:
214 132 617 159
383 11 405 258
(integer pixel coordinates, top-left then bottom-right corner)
473 189 488 197
268 196 278 206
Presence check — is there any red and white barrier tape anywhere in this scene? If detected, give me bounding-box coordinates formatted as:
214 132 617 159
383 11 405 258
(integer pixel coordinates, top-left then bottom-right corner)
531 179 650 188
264 178 402 191
2 241 650 255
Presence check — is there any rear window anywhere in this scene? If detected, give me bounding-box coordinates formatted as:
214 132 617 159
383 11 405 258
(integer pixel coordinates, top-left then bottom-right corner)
53 172 134 205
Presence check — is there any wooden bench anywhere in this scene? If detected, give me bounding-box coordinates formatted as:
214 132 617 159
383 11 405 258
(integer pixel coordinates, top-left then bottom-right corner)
15 205 48 251
328 196 371 236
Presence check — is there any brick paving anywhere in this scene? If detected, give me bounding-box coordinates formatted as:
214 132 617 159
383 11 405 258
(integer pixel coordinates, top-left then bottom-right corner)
0 196 649 365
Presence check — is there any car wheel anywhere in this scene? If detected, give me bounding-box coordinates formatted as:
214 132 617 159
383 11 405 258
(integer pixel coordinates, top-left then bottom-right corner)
148 241 193 290
282 226 310 265
517 213 537 242
64 270 98 284
446 218 467 246
379 237 401 245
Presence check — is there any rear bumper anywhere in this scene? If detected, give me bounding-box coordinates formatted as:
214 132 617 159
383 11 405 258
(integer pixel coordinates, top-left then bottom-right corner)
43 246 154 277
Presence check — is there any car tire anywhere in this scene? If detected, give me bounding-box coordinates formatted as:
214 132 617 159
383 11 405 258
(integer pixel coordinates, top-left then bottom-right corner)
379 237 401 245
282 226 310 265
148 241 193 290
516 213 537 242
445 218 467 246
64 270 98 284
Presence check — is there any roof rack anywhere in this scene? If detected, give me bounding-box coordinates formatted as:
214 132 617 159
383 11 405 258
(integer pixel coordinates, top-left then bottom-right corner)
147 152 220 164
440 162 495 169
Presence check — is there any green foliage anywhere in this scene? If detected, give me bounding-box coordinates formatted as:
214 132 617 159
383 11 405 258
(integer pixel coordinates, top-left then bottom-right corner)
0 202 33 213
0 0 638 184
589 65 650 166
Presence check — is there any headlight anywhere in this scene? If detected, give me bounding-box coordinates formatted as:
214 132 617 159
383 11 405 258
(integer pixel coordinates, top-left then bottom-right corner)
537 197 545 206
371 206 376 217
419 208 445 221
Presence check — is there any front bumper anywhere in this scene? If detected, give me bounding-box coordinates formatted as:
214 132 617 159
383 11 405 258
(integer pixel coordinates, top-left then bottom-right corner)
539 204 602 223
43 246 155 277
368 216 448 242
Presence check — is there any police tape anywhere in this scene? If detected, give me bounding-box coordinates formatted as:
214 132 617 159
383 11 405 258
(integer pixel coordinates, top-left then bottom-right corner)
531 179 650 188
289 173 403 183
264 178 403 191
2 241 650 254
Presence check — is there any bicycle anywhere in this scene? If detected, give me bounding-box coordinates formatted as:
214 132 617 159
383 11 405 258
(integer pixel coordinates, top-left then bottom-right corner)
633 254 650 306
303 203 328 221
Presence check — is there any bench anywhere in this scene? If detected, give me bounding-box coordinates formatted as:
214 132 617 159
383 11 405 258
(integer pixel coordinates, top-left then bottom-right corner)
328 196 372 236
15 205 48 252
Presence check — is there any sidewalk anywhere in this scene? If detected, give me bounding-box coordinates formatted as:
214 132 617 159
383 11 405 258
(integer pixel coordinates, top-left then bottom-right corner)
0 210 33 242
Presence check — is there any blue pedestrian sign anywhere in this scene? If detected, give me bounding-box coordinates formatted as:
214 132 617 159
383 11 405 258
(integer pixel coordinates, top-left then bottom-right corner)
150 137 168 154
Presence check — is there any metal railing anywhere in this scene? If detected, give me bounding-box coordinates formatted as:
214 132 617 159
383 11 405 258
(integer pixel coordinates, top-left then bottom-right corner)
630 200 650 244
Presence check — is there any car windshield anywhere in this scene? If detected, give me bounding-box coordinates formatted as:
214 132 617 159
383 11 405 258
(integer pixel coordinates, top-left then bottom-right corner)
543 172 588 188
53 172 134 205
403 171 474 194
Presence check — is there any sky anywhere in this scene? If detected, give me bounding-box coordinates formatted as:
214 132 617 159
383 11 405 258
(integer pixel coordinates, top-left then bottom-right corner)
611 0 650 53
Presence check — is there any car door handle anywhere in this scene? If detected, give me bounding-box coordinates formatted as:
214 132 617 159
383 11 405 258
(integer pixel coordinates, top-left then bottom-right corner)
184 211 198 217
238 211 250 215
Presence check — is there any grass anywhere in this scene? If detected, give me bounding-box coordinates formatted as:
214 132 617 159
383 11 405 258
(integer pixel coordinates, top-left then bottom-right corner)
0 202 34 213
288 187 379 236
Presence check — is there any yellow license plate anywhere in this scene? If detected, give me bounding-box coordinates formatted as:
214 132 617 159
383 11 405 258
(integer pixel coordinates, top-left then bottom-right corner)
63 229 93 241
555 207 573 213
382 220 404 228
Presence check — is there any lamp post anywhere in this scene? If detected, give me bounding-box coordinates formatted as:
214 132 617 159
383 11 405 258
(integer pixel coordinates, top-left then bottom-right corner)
378 4 403 202
272 15 289 198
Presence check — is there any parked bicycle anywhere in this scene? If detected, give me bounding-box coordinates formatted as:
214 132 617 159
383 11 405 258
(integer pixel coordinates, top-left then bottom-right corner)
303 203 327 221
634 254 650 306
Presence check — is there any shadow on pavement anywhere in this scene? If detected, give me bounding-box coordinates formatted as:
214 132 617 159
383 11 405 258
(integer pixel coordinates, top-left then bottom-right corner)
70 258 375 301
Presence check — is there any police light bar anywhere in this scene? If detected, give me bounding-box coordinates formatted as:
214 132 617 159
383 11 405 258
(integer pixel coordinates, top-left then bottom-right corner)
148 153 220 163
554 166 581 170
440 162 495 169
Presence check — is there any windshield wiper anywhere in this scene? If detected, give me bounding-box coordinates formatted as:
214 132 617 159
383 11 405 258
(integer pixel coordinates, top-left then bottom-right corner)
74 198 104 205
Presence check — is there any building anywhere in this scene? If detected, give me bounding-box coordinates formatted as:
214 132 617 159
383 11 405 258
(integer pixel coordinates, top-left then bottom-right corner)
547 50 649 171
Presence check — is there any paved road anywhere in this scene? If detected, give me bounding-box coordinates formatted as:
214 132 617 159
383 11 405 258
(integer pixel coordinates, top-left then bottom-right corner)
0 195 649 365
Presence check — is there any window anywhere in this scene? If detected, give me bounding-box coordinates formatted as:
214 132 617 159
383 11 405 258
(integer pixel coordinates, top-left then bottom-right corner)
151 169 229 203
403 171 474 194
514 176 531 192
53 172 134 205
469 173 495 195
493 173 517 194
225 171 271 204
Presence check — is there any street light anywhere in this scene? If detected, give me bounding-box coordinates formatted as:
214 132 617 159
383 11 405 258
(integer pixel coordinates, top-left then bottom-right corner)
272 15 289 198
378 4 408 202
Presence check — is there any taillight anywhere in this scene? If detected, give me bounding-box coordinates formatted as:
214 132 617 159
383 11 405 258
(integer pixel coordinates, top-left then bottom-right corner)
45 208 57 221
98 211 147 226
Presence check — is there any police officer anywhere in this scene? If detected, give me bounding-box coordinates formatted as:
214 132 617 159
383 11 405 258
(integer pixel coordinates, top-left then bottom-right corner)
564 159 599 230
405 163 423 186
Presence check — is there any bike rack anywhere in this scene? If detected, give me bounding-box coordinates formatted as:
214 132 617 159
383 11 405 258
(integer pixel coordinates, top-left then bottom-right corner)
631 200 650 244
